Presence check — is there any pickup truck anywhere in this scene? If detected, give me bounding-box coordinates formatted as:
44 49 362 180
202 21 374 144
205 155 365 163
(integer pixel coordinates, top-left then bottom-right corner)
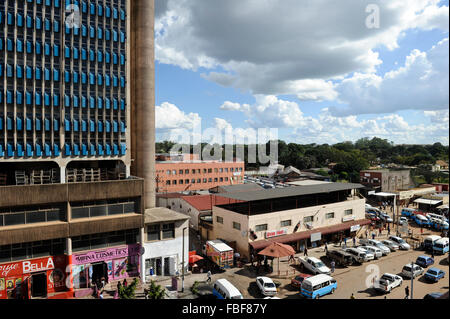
298 256 331 275
374 273 403 293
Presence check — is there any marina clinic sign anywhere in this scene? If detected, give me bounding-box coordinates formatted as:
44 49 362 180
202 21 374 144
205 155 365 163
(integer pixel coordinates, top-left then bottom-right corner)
72 244 140 265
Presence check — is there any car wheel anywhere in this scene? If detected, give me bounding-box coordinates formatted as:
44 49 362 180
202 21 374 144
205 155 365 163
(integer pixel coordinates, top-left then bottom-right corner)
331 288 335 294
315 294 320 299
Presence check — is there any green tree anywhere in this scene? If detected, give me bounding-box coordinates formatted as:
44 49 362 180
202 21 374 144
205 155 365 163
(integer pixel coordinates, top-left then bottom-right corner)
118 278 139 299
145 280 167 300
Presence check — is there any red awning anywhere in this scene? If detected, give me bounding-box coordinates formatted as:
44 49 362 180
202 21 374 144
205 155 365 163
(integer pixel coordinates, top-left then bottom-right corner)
249 219 371 251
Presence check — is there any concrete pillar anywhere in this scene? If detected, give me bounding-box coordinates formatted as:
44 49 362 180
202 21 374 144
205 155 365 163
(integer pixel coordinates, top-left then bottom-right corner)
60 166 66 184
66 237 74 294
131 0 156 209
126 165 131 178
140 227 146 284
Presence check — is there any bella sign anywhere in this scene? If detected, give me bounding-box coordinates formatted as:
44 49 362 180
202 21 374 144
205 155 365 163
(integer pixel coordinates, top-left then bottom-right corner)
23 257 55 274
265 229 288 239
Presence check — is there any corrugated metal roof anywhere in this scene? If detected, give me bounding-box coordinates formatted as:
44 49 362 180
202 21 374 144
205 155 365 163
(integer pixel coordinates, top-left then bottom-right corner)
144 207 190 224
216 182 364 202
216 183 264 193
181 195 244 211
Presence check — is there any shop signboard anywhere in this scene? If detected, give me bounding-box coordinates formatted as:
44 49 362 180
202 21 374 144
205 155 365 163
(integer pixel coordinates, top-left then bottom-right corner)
350 225 361 232
310 232 322 242
72 244 141 265
265 228 288 239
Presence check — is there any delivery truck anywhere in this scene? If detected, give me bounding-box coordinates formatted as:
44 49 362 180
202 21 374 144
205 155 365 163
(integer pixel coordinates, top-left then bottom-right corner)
202 240 234 270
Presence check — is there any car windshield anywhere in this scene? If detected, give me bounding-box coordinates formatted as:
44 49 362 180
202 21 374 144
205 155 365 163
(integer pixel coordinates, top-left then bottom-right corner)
264 283 276 288
403 266 412 271
381 275 392 280
315 262 325 268
231 295 243 299
428 270 438 275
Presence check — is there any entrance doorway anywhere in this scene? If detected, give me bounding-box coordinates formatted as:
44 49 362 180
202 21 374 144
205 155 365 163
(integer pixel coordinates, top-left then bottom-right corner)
91 262 108 285
31 273 47 298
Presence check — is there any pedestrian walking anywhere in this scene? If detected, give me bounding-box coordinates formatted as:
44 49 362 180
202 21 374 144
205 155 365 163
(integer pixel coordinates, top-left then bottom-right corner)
117 281 122 291
379 227 382 236
206 270 212 284
289 254 295 263
372 232 376 240
350 293 355 299
123 279 127 287
324 242 328 253
99 291 104 299
343 237 347 248
387 224 390 235
405 286 409 299
304 246 308 256
431 249 435 259
330 261 335 273
352 237 356 247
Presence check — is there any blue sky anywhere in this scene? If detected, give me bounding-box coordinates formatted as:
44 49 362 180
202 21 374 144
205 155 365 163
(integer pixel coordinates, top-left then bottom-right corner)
154 0 449 145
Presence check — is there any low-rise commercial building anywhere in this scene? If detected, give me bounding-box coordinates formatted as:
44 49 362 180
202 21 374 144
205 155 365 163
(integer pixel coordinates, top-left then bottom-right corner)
360 169 413 193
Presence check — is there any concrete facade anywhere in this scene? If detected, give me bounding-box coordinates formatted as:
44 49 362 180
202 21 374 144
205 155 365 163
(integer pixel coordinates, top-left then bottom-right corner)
360 170 412 193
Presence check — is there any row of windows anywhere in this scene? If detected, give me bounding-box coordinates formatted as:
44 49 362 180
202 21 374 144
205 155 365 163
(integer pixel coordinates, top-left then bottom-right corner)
165 167 243 175
0 239 65 263
0 12 62 30
0 90 126 109
0 208 64 227
0 143 61 158
165 176 243 186
71 229 138 253
64 24 126 42
147 223 175 242
63 142 126 157
71 201 137 219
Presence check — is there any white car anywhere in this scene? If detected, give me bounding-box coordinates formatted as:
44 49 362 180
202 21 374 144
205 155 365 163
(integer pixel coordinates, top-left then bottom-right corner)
379 213 394 223
359 245 383 259
361 239 391 255
256 277 277 296
399 217 408 225
401 263 424 279
388 235 411 250
374 273 403 293
381 240 399 251
344 248 374 263
298 256 332 275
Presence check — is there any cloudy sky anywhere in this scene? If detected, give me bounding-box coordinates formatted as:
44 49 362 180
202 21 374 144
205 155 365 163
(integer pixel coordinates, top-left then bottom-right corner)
154 0 449 145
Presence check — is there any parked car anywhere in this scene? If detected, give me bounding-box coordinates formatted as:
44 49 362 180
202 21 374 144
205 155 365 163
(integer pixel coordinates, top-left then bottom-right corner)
388 236 411 250
300 274 337 299
415 255 434 268
381 240 399 251
401 263 424 279
256 276 277 296
360 239 391 256
298 256 332 275
401 208 417 218
366 213 380 222
413 214 430 227
326 249 354 266
344 248 374 263
358 245 383 259
423 235 442 251
374 273 403 293
432 237 449 255
399 217 409 226
423 292 444 299
290 273 312 289
424 268 446 282
379 213 393 223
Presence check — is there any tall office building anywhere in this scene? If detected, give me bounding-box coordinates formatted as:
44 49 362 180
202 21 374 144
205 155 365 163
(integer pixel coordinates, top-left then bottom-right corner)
0 0 155 299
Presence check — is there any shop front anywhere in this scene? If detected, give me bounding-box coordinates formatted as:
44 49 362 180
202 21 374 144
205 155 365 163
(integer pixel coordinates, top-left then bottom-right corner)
71 244 141 290
0 255 68 299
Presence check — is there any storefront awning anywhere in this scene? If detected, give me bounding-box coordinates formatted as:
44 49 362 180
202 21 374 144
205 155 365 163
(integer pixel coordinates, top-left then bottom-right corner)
373 192 397 197
249 219 372 251
413 198 443 205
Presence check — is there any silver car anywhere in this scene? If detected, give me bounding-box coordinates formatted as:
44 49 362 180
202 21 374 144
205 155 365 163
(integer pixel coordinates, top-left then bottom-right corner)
381 240 399 251
401 263 424 279
365 239 391 255
359 245 383 259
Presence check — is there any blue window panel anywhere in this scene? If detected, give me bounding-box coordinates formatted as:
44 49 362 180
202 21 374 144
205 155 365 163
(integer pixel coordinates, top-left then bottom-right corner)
121 99 126 111
6 39 13 52
54 144 60 156
65 46 70 58
26 91 33 105
105 98 111 110
17 66 23 79
64 94 71 107
36 17 42 29
65 24 71 35
0 11 2 25
36 67 42 80
98 120 103 132
26 143 34 157
7 13 14 25
120 31 126 43
90 143 96 156
97 97 103 109
6 90 13 104
26 118 33 131
81 71 87 84
0 64 2 78
105 6 111 18
113 75 118 87
73 119 79 132
97 50 103 62
105 29 111 41
105 143 111 156
113 53 119 65
89 72 95 85
89 26 95 38
55 0 61 7
51 69 59 82
90 3 96 15
17 39 24 52
73 47 79 59
73 96 79 108
121 9 126 21
54 20 60 32
0 38 3 52
81 96 87 108
113 30 118 42
64 144 71 156
105 74 111 87
120 143 126 156
81 119 87 132
35 143 43 157
6 64 13 77
44 43 51 56
16 91 23 105
44 68 51 81
89 49 95 61
98 144 104 156
64 118 71 131
17 143 24 157
0 117 3 131
17 14 24 27
26 40 33 53
45 118 51 131
45 0 51 6
81 143 88 156
113 121 118 133
105 52 111 64
0 91 2 103
73 71 79 84
89 119 95 132
7 117 14 130
98 4 103 16
36 42 42 55
53 118 59 131
105 120 111 133
73 144 80 156
81 24 87 37
65 70 70 83
97 74 103 86
44 93 51 106
73 26 80 36
98 27 103 39
89 96 95 109
120 121 126 133
26 66 33 79
54 44 60 57
120 54 125 66
113 8 118 19
0 144 4 157
17 117 23 131
82 1 87 13
120 76 125 88
7 143 15 157
53 94 60 107
26 15 33 28
35 92 42 106
113 98 118 110
45 18 51 31
81 48 87 60
36 118 42 131
44 143 52 157
113 143 119 156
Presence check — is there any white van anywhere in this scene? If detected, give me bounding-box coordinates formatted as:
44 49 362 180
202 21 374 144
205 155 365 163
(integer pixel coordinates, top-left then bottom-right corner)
212 279 243 300
433 237 449 255
427 213 447 222
424 235 442 251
